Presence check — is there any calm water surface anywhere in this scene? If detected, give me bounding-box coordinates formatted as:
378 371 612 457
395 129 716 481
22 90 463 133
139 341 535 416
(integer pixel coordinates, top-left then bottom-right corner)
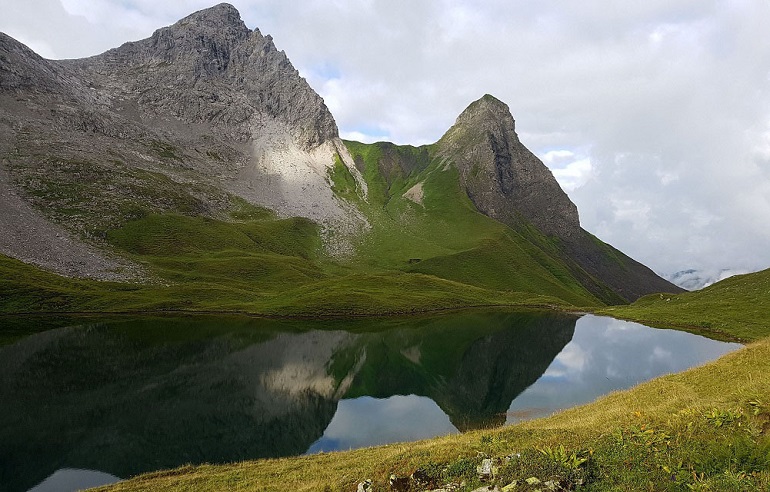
0 311 739 492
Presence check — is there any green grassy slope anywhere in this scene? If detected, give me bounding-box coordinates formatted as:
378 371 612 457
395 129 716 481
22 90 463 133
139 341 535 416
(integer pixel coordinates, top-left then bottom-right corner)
597 268 770 342
1 139 617 316
2 138 685 316
0 205 576 317
341 140 605 307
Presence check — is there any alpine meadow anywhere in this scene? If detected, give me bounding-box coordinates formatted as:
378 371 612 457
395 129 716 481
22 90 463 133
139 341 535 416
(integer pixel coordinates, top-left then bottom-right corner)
1 3 769 492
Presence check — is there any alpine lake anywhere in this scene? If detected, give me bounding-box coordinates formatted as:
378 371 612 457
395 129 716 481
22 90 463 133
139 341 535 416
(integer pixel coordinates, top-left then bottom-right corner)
0 310 740 492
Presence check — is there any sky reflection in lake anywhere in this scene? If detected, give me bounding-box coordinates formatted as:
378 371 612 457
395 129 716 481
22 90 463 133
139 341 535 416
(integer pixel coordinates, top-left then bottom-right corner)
303 315 740 452
307 395 457 453
505 315 741 423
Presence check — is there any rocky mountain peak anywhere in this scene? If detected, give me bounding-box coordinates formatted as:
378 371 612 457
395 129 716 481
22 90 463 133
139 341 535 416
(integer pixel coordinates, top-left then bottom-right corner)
179 3 245 28
439 95 580 239
118 2 251 77
148 2 250 63
61 4 337 148
454 94 516 135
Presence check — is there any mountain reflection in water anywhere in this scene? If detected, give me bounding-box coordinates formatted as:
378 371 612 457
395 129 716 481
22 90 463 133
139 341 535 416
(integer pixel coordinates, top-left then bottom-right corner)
0 311 738 492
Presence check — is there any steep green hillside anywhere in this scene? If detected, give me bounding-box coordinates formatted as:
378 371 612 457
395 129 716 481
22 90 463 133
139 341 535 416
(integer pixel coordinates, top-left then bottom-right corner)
1 139 623 316
598 268 770 342
0 137 666 316
341 140 611 307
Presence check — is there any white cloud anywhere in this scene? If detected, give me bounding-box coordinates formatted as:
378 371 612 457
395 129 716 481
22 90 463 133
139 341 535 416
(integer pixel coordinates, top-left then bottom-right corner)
541 150 593 191
2 0 770 276
339 131 390 144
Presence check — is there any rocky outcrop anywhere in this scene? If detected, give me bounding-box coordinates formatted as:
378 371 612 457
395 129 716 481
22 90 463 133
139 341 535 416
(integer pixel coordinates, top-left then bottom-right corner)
438 94 579 239
0 33 92 101
62 3 337 149
437 95 682 302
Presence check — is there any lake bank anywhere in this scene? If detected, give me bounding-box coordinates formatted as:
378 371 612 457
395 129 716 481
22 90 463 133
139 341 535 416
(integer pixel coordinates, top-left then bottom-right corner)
2 311 741 492
87 269 770 491
90 336 770 491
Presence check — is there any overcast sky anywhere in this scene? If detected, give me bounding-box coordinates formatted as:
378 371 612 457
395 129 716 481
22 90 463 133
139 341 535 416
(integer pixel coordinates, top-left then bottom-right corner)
3 0 770 281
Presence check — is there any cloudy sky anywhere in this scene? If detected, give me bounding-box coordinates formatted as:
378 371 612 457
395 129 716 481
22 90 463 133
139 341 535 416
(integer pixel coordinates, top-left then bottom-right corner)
3 0 770 282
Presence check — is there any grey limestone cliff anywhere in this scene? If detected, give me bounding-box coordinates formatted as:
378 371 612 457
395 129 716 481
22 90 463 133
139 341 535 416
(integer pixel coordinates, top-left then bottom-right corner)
0 3 367 275
438 94 579 239
63 3 337 149
438 94 683 302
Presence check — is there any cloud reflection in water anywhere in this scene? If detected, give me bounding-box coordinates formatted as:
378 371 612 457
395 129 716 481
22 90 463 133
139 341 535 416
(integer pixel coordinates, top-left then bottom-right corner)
505 315 741 423
307 395 457 453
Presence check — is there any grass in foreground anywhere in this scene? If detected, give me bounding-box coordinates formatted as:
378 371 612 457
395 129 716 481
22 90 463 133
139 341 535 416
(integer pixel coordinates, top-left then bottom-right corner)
93 337 770 491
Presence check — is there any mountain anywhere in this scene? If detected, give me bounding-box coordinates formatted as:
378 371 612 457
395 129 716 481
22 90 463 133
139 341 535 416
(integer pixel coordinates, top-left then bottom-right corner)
438 94 579 239
0 4 682 316
436 94 680 302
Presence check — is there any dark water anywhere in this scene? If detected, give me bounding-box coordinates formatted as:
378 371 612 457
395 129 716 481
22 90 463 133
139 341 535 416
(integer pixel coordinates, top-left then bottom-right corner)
0 311 739 492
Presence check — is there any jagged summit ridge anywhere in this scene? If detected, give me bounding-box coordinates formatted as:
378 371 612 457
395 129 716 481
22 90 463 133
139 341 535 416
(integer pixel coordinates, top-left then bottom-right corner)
179 3 245 28
135 2 251 73
62 4 337 148
454 94 516 133
439 94 580 239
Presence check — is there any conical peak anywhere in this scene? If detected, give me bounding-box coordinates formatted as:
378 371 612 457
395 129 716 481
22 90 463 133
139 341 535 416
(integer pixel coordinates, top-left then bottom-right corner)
159 3 250 44
455 94 515 138
177 3 246 29
470 94 509 112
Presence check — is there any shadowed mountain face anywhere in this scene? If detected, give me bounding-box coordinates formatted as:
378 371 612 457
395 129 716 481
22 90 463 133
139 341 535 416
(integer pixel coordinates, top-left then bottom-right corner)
0 312 575 492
